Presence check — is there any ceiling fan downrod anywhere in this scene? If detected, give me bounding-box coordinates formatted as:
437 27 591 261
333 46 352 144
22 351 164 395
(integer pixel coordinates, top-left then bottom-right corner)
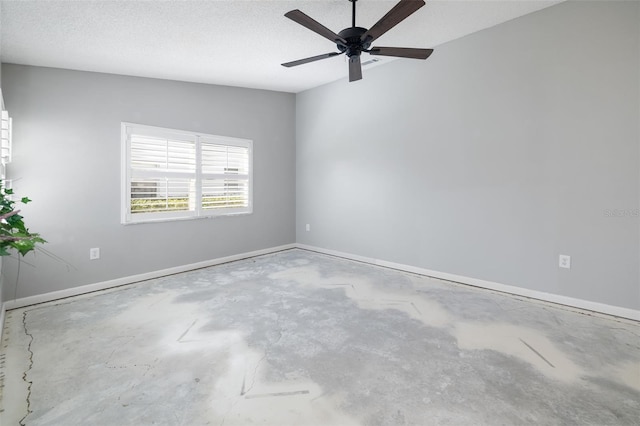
351 0 357 28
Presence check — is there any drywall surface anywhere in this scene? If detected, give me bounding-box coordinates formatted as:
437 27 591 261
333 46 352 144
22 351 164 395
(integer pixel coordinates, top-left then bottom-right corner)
1 64 295 299
296 1 640 310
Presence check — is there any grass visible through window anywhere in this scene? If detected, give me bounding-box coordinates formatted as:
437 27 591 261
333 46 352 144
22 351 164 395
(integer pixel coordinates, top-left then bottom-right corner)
131 197 246 213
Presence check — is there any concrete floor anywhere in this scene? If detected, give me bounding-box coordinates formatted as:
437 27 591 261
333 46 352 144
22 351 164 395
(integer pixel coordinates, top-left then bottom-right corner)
1 249 639 425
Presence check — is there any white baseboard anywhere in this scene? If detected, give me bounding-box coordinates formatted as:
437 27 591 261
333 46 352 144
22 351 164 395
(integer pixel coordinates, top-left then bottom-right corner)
296 244 640 322
4 244 296 310
4 242 639 323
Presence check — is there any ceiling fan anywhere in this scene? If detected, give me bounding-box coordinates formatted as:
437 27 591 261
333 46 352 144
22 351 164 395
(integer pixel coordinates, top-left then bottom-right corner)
282 0 434 82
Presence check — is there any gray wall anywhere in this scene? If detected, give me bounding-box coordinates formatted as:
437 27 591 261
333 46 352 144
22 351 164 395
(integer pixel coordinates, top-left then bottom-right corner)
1 65 295 299
296 1 640 310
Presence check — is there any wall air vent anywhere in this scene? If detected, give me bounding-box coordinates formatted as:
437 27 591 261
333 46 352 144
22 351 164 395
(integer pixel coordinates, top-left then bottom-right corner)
361 58 381 67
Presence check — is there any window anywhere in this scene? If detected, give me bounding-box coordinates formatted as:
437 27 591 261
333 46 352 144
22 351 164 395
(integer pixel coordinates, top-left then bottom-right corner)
121 123 252 224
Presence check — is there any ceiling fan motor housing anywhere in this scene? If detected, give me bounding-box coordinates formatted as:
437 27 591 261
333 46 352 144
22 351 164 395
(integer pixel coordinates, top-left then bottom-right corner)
337 27 371 57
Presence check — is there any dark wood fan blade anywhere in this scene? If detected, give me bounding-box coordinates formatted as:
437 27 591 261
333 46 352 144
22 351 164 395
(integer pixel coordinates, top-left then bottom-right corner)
282 52 343 67
349 56 362 82
360 0 425 44
285 10 348 45
369 46 433 59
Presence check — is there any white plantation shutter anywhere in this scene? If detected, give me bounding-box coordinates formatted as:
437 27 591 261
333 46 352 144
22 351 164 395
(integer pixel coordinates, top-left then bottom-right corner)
129 134 197 218
201 143 250 174
122 123 252 224
201 139 250 210
131 136 196 172
202 179 250 209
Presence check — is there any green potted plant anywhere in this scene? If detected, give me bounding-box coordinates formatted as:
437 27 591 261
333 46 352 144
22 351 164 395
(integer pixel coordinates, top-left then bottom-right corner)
0 182 45 256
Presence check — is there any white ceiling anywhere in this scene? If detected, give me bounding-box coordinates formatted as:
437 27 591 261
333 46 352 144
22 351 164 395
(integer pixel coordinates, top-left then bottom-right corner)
1 0 562 93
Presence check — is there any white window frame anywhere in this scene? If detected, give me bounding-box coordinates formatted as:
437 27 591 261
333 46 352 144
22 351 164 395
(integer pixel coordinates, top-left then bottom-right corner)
121 123 253 224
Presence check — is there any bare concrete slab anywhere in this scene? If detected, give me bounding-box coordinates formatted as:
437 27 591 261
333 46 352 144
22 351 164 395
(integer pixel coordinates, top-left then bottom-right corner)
1 249 639 425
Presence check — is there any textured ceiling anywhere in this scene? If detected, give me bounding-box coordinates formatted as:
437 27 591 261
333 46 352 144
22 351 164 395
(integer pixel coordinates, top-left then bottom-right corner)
1 0 562 93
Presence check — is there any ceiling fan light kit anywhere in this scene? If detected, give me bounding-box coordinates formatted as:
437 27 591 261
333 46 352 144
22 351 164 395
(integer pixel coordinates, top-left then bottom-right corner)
282 0 434 82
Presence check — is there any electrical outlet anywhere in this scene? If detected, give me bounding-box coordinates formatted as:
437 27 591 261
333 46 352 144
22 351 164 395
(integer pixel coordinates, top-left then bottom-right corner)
559 254 571 269
90 247 100 260
306 224 310 231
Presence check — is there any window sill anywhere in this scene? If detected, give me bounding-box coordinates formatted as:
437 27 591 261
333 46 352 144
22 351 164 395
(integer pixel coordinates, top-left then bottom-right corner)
122 211 253 225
